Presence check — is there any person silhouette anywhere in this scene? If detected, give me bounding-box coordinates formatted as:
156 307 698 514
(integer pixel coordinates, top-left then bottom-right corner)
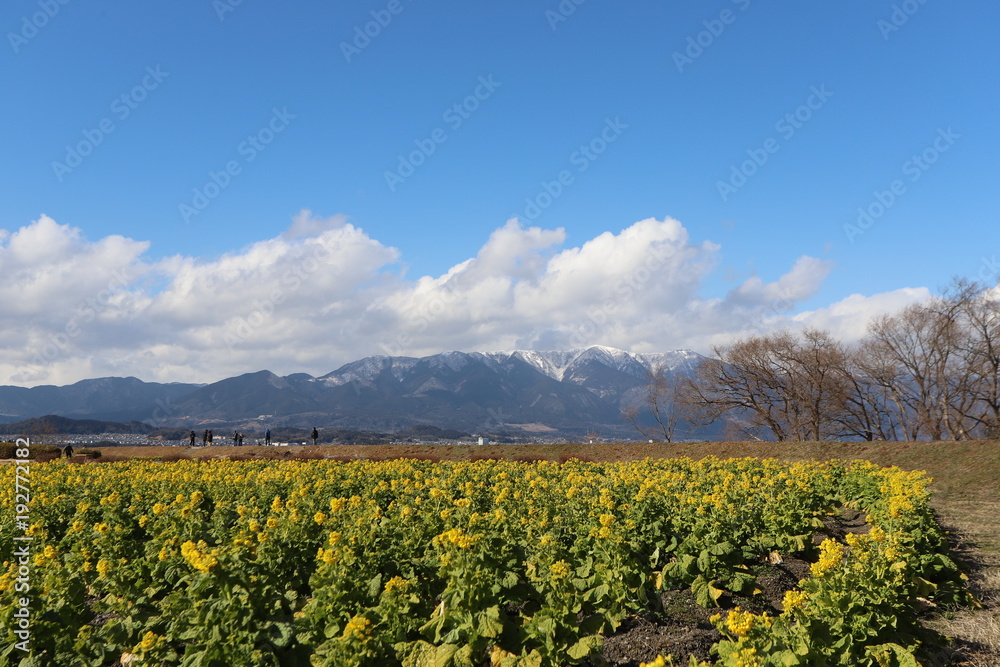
311 427 318 446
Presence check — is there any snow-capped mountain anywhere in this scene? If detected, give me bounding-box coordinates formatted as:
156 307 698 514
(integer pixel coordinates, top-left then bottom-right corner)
493 346 701 382
0 346 706 436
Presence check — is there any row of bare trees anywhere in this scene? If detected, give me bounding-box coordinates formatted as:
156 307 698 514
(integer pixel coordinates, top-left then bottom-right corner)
627 279 1000 442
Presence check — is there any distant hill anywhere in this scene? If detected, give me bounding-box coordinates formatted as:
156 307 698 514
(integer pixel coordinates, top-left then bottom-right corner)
0 415 154 436
0 377 200 423
0 347 712 438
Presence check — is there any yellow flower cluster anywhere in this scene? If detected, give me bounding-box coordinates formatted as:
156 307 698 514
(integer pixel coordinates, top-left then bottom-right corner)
639 657 668 667
733 646 762 667
342 615 373 639
435 528 475 549
725 608 757 637
550 560 571 579
782 589 808 612
180 540 219 573
810 539 845 577
0 452 945 666
137 630 162 652
383 576 410 594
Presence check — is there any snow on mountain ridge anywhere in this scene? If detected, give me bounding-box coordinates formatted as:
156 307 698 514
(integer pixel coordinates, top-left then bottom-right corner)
316 346 702 385
490 346 699 381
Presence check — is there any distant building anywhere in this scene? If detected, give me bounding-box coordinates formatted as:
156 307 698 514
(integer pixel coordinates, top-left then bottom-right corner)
477 436 489 446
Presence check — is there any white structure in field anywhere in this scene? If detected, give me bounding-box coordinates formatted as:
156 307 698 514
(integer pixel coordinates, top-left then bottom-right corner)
478 436 489 446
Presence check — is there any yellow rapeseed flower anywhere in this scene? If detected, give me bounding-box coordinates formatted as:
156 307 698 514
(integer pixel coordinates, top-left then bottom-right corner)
138 630 159 651
180 541 218 573
343 615 373 640
725 608 756 637
782 590 808 612
734 647 761 667
811 539 845 577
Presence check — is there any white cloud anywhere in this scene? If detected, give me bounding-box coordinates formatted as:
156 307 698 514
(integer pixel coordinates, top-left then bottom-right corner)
0 212 931 386
790 288 932 342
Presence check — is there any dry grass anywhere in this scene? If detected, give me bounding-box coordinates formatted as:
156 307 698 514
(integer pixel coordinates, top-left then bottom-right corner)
83 438 1000 665
924 494 1000 666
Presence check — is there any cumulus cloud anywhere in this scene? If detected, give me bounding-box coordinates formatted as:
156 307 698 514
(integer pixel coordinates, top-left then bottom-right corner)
789 288 932 342
0 212 931 387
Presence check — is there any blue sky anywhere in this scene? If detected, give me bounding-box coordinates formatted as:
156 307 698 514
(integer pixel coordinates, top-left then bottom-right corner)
1 1 998 385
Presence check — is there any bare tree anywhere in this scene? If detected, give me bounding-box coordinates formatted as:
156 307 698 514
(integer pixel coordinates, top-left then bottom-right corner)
622 364 682 442
773 329 850 441
830 342 904 441
683 334 794 441
951 279 1000 437
657 277 1000 443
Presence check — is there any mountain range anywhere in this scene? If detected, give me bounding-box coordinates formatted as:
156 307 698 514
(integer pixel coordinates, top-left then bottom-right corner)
0 347 706 437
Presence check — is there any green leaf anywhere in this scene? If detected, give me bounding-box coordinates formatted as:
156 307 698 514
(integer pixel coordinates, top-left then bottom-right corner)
679 554 698 577
566 635 603 660
516 650 543 667
434 643 459 667
691 575 712 608
697 549 713 574
709 541 733 557
649 546 661 568
579 613 606 635
367 574 383 599
776 649 804 666
477 610 505 638
418 612 447 641
396 640 437 667
708 580 725 604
